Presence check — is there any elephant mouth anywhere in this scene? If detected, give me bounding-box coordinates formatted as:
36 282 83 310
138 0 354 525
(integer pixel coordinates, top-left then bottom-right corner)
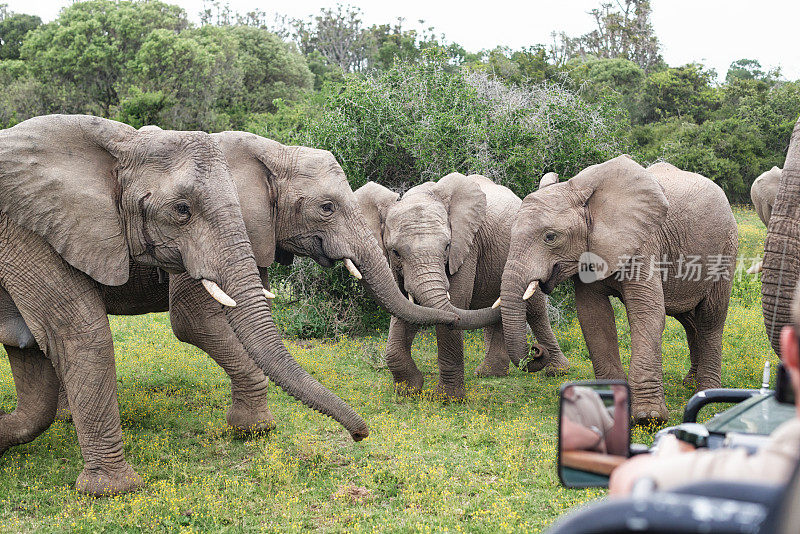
540 262 568 294
281 234 334 267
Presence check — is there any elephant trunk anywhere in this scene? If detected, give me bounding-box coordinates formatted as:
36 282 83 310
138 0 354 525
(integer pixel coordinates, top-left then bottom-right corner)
404 262 500 331
216 234 368 440
351 220 499 328
762 115 800 354
499 257 531 367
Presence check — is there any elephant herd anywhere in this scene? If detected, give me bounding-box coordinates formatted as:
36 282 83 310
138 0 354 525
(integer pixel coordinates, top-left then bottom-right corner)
0 113 797 496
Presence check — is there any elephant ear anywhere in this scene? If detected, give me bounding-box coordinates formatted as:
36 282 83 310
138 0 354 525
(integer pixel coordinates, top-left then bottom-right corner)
432 172 487 275
539 172 559 189
212 131 285 268
353 181 398 258
0 114 136 286
570 156 668 278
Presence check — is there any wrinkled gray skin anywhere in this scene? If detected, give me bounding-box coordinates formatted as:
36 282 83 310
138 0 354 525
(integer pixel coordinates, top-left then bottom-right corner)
355 173 564 399
0 117 374 497
500 156 738 424
751 166 781 226
20 129 469 440
763 116 800 354
746 166 781 275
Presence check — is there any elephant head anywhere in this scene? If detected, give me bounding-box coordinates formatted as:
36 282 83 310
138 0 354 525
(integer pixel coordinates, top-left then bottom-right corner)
0 115 369 441
211 132 480 328
499 156 668 364
353 173 500 329
762 116 800 354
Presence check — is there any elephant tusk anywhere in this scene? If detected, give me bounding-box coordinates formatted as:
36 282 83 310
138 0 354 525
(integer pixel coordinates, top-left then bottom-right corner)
408 293 414 304
343 258 362 280
522 281 539 301
263 288 276 299
447 292 451 301
747 260 763 275
202 279 237 307
492 297 501 309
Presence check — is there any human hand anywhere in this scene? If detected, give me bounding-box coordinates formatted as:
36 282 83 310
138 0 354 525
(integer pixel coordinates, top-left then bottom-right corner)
655 434 696 456
608 454 657 496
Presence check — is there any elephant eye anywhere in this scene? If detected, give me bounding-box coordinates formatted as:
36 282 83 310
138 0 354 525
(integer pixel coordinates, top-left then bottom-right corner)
544 231 557 243
444 243 450 252
173 201 191 222
321 202 335 214
392 249 401 258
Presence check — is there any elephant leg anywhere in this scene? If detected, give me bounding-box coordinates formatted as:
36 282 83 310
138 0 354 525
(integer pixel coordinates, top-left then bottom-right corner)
385 316 422 395
674 312 700 388
524 291 569 375
575 282 624 379
170 273 273 434
0 345 59 457
2 268 141 496
622 279 669 425
689 295 727 393
476 323 510 377
434 324 465 400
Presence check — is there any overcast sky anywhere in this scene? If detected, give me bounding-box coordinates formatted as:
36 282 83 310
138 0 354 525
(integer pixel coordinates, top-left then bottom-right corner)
5 0 799 80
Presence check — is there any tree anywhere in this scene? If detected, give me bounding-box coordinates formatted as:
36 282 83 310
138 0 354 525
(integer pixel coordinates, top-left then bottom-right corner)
638 63 718 124
129 25 238 130
0 5 41 60
552 0 662 73
20 0 188 116
293 4 373 73
229 25 313 117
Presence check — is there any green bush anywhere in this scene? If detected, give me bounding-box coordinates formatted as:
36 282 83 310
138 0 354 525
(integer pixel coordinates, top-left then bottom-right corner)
301 51 629 197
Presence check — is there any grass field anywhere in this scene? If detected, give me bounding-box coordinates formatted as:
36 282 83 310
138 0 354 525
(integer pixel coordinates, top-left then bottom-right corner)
0 206 778 533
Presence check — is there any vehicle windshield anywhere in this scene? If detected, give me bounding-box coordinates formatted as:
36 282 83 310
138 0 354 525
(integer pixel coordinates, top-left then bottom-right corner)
705 395 797 435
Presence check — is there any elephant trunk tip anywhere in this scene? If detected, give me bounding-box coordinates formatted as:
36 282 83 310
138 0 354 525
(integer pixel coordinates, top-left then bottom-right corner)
350 426 370 442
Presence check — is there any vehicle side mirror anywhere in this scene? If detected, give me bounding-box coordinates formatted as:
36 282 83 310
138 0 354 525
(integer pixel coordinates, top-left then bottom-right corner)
558 380 631 488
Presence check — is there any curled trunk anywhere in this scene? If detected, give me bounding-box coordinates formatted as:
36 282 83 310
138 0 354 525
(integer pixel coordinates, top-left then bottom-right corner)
404 264 500 331
353 225 499 329
762 116 800 354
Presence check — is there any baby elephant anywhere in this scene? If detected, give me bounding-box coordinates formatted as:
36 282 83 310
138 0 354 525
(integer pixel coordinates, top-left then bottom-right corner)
356 173 567 399
500 157 738 423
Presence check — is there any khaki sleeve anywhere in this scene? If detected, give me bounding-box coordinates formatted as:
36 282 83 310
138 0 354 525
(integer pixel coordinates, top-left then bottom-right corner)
646 419 800 491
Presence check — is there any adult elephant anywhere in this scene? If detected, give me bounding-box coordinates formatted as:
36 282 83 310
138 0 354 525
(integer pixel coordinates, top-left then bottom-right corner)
43 130 490 436
747 166 781 275
0 116 396 497
762 116 800 354
355 173 564 399
500 156 738 424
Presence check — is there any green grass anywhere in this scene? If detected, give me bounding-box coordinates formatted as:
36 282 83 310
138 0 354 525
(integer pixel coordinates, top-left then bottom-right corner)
0 207 776 532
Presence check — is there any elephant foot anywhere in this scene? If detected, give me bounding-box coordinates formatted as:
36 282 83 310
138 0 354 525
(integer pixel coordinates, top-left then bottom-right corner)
632 401 669 427
432 383 465 402
393 372 424 397
226 403 276 437
75 461 144 497
475 360 509 377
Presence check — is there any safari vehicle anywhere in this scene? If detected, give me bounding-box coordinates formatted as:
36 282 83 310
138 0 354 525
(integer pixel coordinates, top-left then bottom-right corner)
546 373 798 533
